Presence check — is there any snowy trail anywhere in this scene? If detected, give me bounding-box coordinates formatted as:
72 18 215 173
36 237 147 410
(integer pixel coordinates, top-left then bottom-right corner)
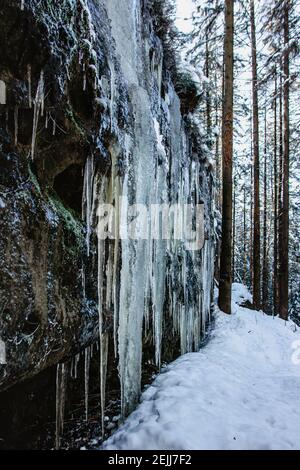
102 284 300 450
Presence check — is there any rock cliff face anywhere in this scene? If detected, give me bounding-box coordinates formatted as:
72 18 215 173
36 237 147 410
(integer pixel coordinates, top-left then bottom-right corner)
0 0 216 446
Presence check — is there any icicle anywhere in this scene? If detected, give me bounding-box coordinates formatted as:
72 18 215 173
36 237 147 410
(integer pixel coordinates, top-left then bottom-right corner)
83 72 87 91
100 333 108 438
14 106 18 147
82 155 94 256
27 64 32 108
45 112 48 129
109 61 115 130
70 357 74 379
55 362 68 450
96 175 110 436
21 0 25 10
84 347 90 422
0 80 6 105
31 70 44 159
52 118 56 136
112 175 120 358
82 266 86 300
41 84 44 117
74 353 80 379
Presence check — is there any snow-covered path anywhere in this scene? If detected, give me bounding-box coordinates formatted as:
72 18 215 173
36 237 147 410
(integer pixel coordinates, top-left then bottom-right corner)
103 284 300 450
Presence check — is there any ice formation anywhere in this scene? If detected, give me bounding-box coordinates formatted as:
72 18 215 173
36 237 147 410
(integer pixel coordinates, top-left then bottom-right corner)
31 70 44 159
82 155 95 256
70 0 214 422
46 0 215 437
55 363 67 450
0 80 6 105
79 0 215 421
84 347 91 422
27 64 32 108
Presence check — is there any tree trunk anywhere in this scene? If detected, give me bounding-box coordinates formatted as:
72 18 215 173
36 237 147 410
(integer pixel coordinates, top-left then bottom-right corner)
250 0 261 310
250 137 253 286
273 69 278 315
232 178 236 282
278 2 290 320
205 27 211 138
262 108 268 311
218 0 234 314
215 80 221 211
243 183 247 283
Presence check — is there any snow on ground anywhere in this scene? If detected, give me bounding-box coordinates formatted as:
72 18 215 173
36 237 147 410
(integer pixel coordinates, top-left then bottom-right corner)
102 284 300 450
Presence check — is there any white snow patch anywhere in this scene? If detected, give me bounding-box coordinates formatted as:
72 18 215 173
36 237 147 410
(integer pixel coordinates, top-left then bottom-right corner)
102 284 300 450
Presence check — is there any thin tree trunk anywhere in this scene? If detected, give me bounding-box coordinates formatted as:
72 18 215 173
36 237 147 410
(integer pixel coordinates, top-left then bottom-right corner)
215 89 221 211
232 178 236 282
278 2 290 320
273 69 278 315
262 108 268 311
250 0 261 310
250 125 253 287
243 183 247 283
205 27 211 138
218 0 234 314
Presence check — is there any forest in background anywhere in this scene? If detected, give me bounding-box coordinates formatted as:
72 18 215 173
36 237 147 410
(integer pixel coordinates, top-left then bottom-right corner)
171 0 300 321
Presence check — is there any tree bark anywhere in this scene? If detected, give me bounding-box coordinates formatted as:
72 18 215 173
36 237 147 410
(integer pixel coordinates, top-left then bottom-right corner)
232 178 236 282
250 0 261 310
273 69 278 315
250 140 253 286
205 26 212 138
262 108 268 311
243 183 247 283
278 2 290 320
218 0 234 314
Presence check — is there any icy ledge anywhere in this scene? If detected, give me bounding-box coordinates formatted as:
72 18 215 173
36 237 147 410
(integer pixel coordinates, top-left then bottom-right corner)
101 283 300 450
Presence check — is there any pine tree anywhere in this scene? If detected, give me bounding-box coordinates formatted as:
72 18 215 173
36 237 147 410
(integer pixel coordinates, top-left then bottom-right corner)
262 107 269 312
278 0 290 320
250 0 261 310
218 0 234 314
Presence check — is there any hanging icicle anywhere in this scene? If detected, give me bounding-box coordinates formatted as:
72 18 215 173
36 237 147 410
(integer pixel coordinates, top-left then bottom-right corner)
84 347 90 422
109 61 115 130
77 3 216 421
55 362 68 450
0 80 6 105
31 70 44 159
99 333 108 438
74 352 80 379
82 155 95 256
52 118 56 136
27 64 32 108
